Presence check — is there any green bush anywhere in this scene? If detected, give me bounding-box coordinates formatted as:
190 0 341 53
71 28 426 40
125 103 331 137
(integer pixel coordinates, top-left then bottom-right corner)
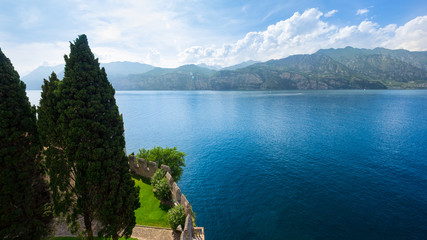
151 169 167 186
167 205 186 230
137 146 186 182
153 177 171 201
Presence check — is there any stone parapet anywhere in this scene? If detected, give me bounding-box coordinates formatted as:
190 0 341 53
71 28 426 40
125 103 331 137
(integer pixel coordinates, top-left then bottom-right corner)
128 155 201 239
129 155 172 178
180 215 194 240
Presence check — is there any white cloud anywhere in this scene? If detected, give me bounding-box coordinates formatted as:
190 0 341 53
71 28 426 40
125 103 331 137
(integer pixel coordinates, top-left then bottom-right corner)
262 5 286 22
2 3 427 75
18 7 42 28
179 8 427 67
356 8 369 16
146 49 162 65
179 8 335 66
91 46 143 64
66 0 209 68
2 0 220 75
241 5 249 13
382 16 427 50
0 42 68 76
325 9 338 18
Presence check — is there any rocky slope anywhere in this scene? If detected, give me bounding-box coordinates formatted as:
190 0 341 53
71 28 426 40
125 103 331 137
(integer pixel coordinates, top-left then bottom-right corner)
121 47 427 90
23 47 427 90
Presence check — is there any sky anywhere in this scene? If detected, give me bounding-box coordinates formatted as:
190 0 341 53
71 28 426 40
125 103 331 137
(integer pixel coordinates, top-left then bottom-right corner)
1 0 426 76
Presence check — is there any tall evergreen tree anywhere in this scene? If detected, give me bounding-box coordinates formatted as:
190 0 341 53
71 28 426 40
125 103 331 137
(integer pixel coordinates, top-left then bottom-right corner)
38 35 139 240
0 48 53 239
38 72 72 224
97 157 140 240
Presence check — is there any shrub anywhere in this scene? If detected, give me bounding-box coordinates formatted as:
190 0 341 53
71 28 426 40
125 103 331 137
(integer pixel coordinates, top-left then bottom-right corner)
151 169 167 186
167 205 186 230
153 177 171 201
137 146 185 182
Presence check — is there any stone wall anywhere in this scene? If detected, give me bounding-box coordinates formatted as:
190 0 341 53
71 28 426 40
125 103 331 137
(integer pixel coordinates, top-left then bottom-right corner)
129 155 199 239
180 215 194 240
129 155 171 179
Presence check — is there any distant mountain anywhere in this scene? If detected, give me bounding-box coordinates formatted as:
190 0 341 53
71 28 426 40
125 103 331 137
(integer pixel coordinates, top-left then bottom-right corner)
196 63 222 70
316 47 427 88
115 64 216 90
22 61 154 90
100 61 154 76
123 47 427 90
317 47 427 71
209 54 386 90
196 61 259 71
22 64 64 90
23 47 427 90
222 60 259 71
100 62 154 90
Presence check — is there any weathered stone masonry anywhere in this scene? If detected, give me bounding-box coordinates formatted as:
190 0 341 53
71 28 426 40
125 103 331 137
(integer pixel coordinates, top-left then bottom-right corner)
128 155 204 240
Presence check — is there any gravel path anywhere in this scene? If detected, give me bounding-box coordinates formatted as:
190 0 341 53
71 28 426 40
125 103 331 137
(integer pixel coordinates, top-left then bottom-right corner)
54 220 180 240
131 225 180 240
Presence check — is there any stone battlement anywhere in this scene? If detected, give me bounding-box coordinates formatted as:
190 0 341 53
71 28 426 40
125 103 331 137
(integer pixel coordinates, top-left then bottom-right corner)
128 155 203 240
129 155 171 178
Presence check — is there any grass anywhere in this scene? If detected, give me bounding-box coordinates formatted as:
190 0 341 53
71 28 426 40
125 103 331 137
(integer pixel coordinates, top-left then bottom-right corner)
51 237 137 240
133 176 171 228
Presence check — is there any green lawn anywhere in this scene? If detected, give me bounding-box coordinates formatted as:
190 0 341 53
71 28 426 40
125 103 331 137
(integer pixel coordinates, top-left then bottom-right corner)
133 176 171 228
51 237 137 240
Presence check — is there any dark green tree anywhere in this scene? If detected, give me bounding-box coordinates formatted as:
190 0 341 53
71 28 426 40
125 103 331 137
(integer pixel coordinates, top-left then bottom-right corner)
38 72 61 147
38 35 139 240
137 146 186 182
96 160 140 240
0 48 53 239
38 72 73 230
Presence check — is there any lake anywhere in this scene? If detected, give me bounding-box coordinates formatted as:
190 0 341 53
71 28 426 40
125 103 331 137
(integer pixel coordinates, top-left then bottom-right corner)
27 90 427 240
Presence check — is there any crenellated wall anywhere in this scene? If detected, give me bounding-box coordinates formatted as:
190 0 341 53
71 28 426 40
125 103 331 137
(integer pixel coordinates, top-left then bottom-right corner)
129 155 171 179
128 155 202 239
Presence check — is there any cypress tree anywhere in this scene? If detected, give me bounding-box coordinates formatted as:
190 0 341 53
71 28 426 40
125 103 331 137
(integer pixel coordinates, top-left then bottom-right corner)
97 156 140 240
38 72 61 147
38 73 72 224
39 35 139 240
0 48 53 239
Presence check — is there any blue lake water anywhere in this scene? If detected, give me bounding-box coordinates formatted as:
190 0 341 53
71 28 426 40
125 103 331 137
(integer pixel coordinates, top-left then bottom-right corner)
27 90 427 239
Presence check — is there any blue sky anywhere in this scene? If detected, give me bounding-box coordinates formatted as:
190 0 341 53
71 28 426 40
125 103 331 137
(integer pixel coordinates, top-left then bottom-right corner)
1 0 426 75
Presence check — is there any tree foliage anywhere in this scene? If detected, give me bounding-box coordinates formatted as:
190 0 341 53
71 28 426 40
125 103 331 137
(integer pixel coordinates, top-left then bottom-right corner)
151 168 167 186
167 205 186 230
151 169 171 201
137 147 186 182
0 48 53 239
38 72 70 219
153 177 171 201
38 35 139 240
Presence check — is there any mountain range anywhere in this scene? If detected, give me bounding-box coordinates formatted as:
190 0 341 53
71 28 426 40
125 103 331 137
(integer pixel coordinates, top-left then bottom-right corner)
22 61 155 90
22 47 427 90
